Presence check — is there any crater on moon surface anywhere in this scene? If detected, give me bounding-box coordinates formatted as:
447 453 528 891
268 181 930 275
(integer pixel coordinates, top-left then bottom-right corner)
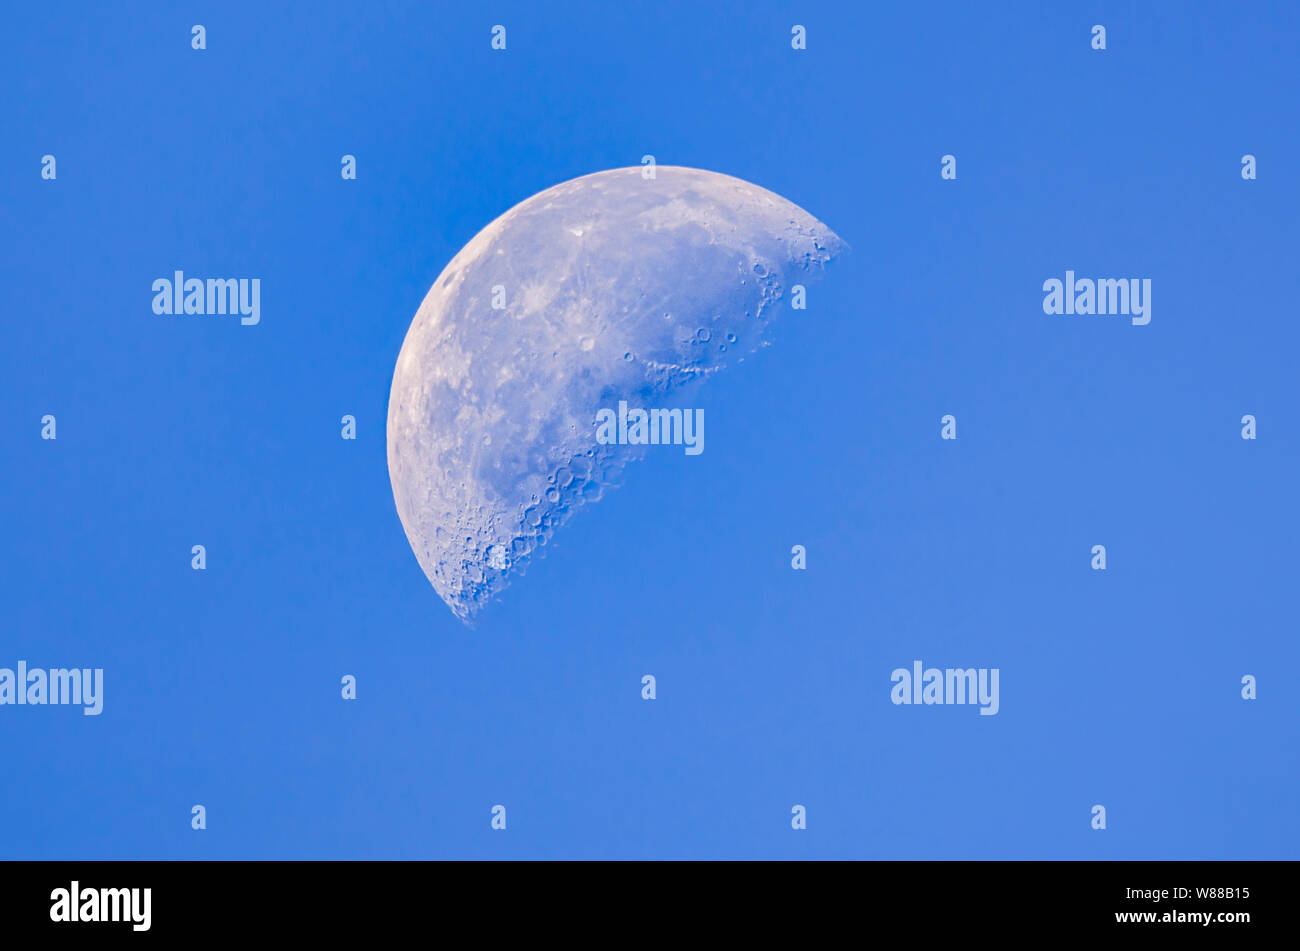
387 166 845 622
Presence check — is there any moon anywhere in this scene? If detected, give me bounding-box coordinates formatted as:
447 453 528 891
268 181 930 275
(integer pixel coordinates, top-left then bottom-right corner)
387 166 845 622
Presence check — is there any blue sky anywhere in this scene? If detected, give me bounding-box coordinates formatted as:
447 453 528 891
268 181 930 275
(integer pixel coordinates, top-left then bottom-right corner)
1 0 1297 858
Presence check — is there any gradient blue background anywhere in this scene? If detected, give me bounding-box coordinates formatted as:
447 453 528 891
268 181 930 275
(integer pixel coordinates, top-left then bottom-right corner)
2 1 1297 859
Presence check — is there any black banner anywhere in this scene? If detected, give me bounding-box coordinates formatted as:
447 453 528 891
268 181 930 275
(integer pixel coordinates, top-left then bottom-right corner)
0 860 1282 939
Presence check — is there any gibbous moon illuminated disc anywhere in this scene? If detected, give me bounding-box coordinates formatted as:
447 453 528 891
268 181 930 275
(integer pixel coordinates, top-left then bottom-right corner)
387 166 844 621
